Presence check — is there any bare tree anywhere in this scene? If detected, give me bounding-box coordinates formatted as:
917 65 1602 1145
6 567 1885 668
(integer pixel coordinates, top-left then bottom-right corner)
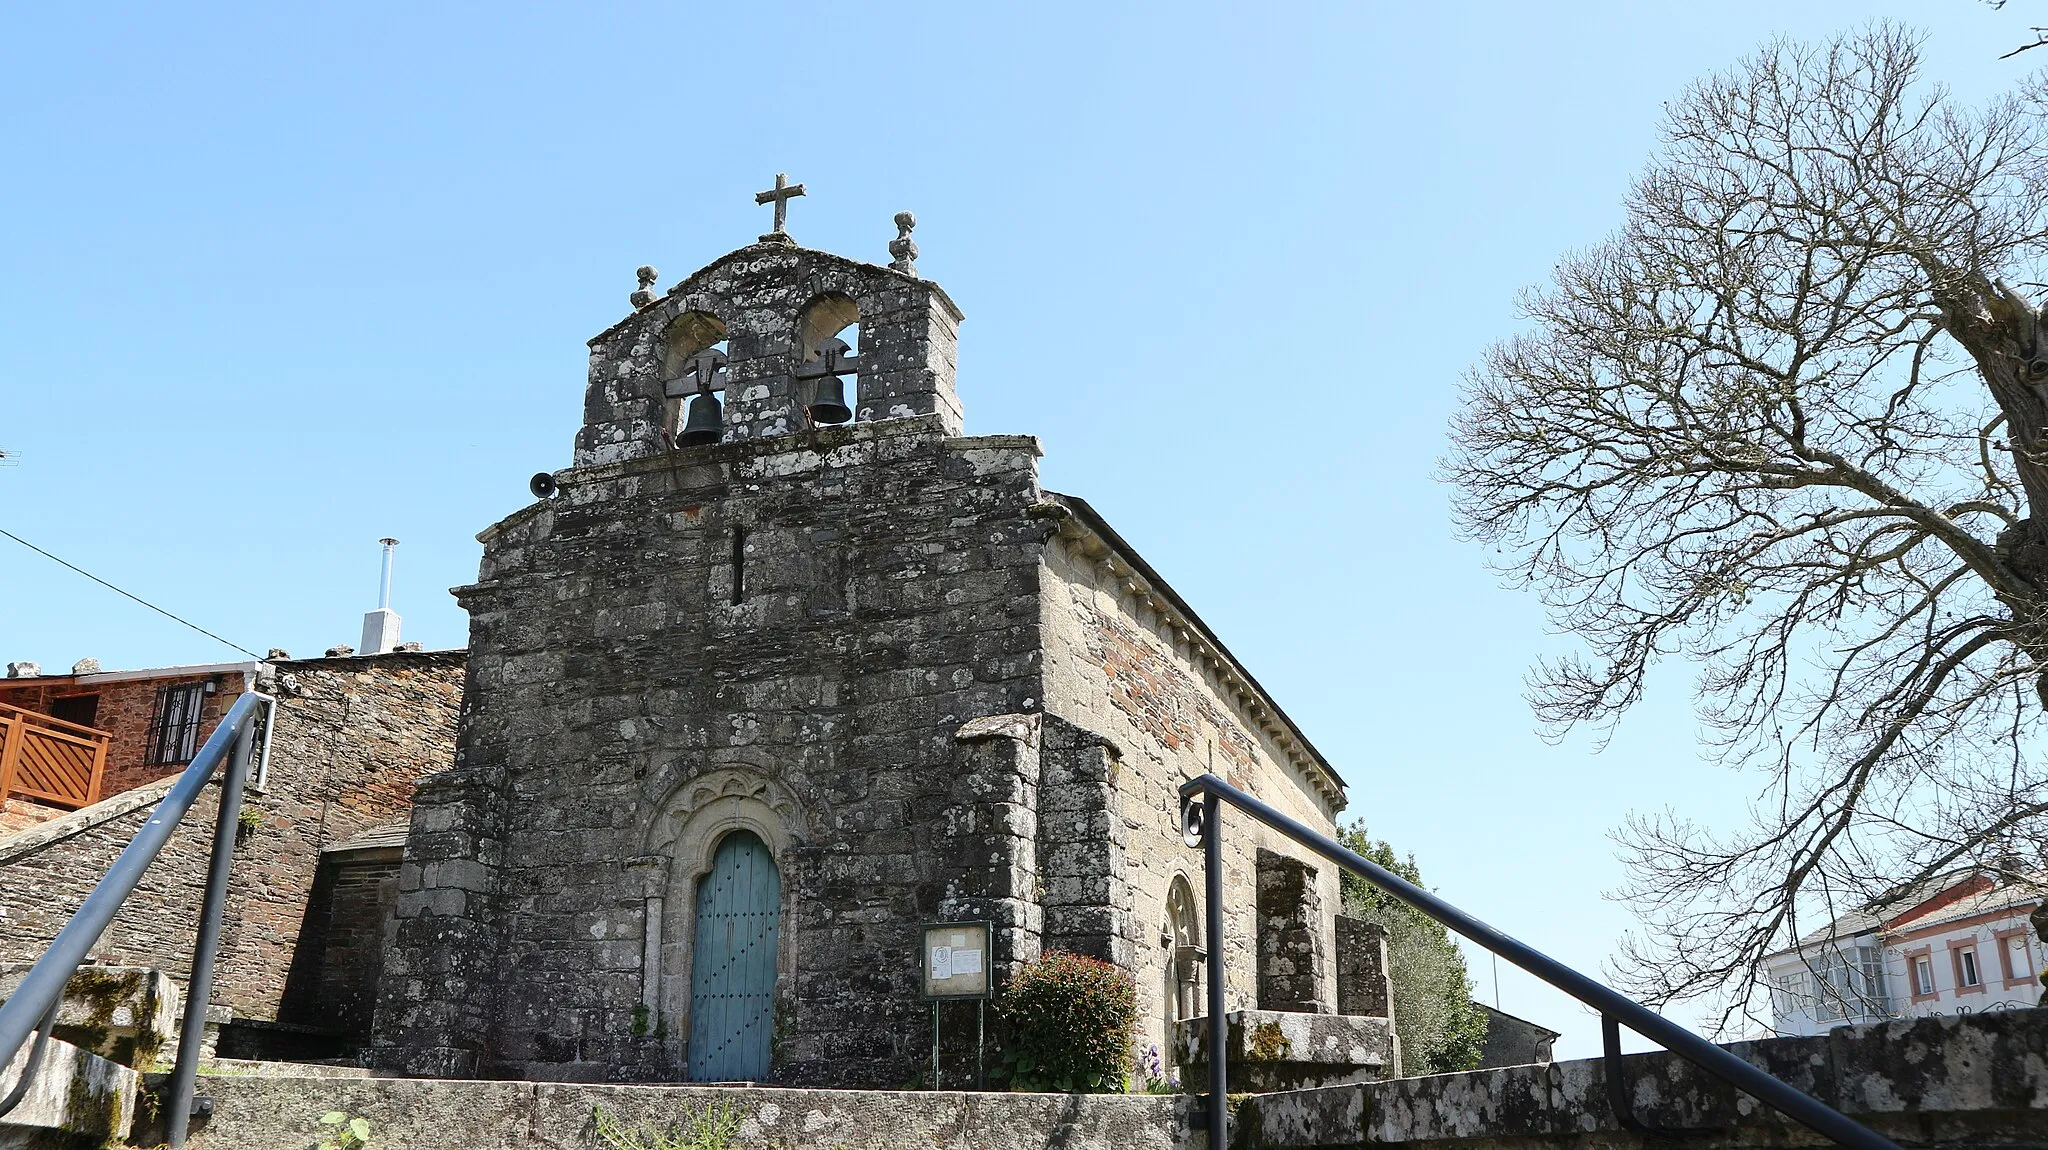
1444 26 2048 1027
1983 1 2048 61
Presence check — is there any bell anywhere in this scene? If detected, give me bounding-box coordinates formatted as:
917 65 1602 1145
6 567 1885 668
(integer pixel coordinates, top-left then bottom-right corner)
809 375 852 425
675 390 723 447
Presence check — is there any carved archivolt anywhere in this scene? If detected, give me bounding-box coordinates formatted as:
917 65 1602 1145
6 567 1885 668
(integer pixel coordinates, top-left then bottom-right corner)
644 767 802 857
640 766 806 1057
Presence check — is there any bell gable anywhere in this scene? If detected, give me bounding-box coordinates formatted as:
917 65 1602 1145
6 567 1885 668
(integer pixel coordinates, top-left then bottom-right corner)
576 241 965 468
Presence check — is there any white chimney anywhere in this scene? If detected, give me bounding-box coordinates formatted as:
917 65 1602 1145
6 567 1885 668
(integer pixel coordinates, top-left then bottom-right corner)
359 538 401 655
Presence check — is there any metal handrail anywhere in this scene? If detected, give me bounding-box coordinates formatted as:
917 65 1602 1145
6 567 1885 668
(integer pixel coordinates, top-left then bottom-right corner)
0 690 268 1148
1178 773 1903 1150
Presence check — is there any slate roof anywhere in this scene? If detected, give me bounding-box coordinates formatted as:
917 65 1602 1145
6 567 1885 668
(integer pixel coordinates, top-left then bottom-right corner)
322 821 411 854
1774 869 2045 957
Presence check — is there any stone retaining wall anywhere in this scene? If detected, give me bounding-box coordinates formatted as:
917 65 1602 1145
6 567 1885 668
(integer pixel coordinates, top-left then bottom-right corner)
1232 1007 2048 1149
130 1009 2048 1150
154 1075 1186 1150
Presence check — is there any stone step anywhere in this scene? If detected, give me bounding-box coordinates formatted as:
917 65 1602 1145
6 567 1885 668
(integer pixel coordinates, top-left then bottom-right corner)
0 1035 136 1147
201 1057 373 1079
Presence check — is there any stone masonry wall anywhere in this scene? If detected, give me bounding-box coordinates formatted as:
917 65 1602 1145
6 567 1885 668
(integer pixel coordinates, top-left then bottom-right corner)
0 652 461 1024
1233 1008 2048 1150
1037 503 1348 1063
375 416 1048 1088
1334 917 1393 1021
1258 849 1329 1013
1037 715 1135 968
370 757 505 1077
159 1076 1185 1150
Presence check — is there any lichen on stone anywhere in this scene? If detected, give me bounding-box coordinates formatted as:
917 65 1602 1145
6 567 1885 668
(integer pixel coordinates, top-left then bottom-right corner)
1246 1021 1292 1063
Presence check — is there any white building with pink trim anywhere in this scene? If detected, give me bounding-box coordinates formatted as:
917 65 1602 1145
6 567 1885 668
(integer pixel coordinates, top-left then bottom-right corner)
1761 870 2042 1037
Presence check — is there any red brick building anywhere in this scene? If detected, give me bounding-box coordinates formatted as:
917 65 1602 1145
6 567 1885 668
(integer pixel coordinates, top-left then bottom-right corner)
0 660 263 833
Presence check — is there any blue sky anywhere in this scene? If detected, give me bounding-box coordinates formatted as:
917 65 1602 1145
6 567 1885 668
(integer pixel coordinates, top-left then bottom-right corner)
0 2 2034 1059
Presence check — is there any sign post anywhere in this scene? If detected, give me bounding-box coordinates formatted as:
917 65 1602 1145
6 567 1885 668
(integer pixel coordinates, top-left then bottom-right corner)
922 920 992 1089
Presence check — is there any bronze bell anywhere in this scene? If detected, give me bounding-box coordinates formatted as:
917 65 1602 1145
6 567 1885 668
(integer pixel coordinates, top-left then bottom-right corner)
809 375 852 425
675 390 723 447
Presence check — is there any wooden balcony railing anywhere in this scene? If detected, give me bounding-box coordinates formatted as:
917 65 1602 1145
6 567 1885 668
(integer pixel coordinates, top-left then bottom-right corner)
0 701 111 811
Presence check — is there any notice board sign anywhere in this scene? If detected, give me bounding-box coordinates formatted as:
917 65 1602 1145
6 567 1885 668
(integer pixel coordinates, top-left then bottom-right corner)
922 921 991 999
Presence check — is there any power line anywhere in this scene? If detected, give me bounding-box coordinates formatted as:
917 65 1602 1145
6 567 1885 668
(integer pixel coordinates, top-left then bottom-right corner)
0 526 265 661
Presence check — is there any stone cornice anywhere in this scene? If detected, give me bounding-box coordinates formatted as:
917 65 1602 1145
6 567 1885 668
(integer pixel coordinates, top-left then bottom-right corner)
476 414 959 548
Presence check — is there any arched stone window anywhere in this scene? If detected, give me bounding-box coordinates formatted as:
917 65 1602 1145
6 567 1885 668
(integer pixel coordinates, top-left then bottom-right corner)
659 311 729 446
1162 874 1203 1051
794 293 860 426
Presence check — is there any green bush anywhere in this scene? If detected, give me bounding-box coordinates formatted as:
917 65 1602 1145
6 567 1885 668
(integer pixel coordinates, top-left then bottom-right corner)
991 950 1137 1093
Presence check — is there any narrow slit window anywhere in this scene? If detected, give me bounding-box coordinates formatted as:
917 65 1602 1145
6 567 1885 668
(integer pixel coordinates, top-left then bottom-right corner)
732 528 747 604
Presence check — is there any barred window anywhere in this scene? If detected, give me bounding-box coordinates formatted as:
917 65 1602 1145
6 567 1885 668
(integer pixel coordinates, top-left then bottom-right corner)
145 682 207 765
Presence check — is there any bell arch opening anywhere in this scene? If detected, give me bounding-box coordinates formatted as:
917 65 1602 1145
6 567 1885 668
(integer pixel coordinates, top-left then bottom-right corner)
659 311 729 447
795 293 860 426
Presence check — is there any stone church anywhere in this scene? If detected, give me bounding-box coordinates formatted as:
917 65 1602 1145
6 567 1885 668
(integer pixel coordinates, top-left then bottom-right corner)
368 191 1376 1087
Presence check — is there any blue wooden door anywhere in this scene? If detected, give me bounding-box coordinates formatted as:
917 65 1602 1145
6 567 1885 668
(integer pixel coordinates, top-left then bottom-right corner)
687 831 781 1081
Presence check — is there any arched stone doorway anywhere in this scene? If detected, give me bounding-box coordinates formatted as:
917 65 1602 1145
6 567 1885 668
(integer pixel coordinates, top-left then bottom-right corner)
640 767 804 1080
687 830 781 1081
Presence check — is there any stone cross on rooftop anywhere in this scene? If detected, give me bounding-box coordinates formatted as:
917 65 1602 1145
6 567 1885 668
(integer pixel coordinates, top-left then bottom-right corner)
755 173 805 242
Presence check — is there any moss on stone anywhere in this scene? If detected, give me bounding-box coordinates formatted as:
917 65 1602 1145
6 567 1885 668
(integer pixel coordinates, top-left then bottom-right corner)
44 967 166 1069
1245 1022 1290 1063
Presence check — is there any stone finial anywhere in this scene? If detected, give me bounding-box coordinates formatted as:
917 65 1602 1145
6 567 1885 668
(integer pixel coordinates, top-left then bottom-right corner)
70 658 101 675
888 211 919 276
5 661 40 678
630 265 660 309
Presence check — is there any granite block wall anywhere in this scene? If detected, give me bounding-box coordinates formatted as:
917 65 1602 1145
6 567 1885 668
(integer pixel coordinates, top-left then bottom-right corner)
1037 716 1135 968
1334 917 1394 1021
576 244 963 467
374 417 1051 1087
1258 849 1330 1013
1037 498 1349 1063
